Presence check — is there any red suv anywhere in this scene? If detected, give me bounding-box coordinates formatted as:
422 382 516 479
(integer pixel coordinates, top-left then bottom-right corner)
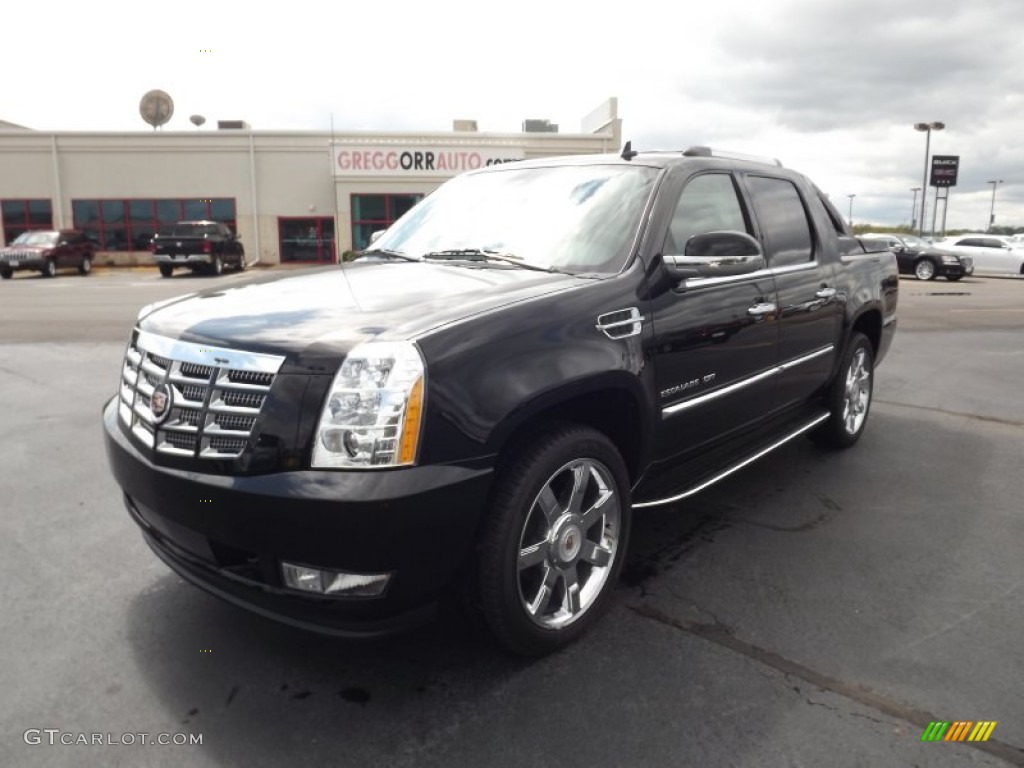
0 229 96 279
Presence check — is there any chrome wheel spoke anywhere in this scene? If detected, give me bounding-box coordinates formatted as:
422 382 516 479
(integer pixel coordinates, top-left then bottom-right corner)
518 541 548 571
536 485 561 526
567 463 588 514
528 566 558 617
581 540 612 568
580 488 613 529
562 566 581 616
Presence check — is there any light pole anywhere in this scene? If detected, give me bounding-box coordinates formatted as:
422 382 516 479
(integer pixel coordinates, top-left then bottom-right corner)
986 179 1003 232
914 121 945 237
846 194 856 228
910 187 921 230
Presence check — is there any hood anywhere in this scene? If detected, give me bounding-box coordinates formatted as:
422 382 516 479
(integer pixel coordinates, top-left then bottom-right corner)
0 245 48 253
139 261 580 373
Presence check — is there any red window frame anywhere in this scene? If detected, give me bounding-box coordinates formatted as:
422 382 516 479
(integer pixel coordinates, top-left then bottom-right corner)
71 198 237 250
350 193 422 251
2 199 53 244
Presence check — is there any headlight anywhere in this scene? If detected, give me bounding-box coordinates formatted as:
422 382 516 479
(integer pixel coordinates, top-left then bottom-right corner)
941 254 959 264
311 341 425 469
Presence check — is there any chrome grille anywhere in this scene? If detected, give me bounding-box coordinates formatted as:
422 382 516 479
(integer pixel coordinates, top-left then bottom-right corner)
118 329 285 460
228 369 274 386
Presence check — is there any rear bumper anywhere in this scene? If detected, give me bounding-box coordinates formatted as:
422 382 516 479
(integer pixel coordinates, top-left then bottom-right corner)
154 254 213 266
103 396 494 635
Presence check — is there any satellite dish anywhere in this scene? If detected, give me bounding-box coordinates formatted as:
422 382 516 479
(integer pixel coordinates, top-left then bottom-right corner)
190 114 206 128
139 90 174 130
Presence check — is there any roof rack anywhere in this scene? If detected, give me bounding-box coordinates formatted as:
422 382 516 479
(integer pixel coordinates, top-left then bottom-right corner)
682 146 783 167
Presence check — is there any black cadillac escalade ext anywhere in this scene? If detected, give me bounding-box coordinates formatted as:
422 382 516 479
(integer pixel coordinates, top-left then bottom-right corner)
103 145 898 655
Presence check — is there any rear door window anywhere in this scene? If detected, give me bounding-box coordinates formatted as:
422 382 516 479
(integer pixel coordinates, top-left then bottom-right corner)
745 176 816 267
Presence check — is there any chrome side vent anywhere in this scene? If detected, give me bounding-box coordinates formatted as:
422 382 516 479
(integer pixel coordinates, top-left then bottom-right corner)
595 307 644 340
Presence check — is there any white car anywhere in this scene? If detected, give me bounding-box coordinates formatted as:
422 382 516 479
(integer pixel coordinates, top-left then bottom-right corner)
939 235 1024 276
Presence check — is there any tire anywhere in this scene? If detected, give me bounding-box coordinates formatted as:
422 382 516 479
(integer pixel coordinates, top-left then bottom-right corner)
0 267 11 279
209 255 223 276
237 251 247 272
78 256 92 276
158 264 174 278
477 425 631 656
42 259 57 278
813 332 874 450
946 274 962 282
913 258 936 281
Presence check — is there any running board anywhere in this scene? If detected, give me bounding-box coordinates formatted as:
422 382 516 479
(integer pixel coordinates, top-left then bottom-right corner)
632 411 830 509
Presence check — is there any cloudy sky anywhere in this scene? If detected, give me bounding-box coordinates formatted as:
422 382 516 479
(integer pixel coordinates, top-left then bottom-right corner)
5 0 1023 231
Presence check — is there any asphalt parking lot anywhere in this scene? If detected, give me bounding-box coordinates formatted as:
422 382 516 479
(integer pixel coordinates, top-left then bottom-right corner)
2 268 1022 767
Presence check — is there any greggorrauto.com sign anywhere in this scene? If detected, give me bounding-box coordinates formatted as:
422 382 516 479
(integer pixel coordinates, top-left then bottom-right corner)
332 145 525 177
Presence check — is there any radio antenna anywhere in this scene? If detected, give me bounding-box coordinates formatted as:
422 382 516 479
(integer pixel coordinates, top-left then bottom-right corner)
331 112 362 310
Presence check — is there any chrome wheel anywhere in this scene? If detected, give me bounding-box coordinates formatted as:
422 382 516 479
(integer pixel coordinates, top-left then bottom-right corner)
516 458 620 630
842 347 871 435
79 256 92 275
914 259 935 280
44 260 57 277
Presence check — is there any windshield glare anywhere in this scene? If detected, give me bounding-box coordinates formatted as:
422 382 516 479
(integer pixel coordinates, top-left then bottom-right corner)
372 164 659 273
900 235 929 248
12 232 59 246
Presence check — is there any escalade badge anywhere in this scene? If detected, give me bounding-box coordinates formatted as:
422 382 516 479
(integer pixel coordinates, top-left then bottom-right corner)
151 383 173 423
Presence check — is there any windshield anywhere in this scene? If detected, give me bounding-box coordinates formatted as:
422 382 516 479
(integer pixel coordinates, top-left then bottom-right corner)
12 231 59 246
371 164 659 274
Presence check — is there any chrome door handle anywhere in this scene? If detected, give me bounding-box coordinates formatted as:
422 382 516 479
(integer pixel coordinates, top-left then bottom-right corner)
747 302 777 317
815 287 837 299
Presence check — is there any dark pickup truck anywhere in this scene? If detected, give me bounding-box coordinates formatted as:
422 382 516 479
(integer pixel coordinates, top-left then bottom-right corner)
103 146 898 655
150 220 246 277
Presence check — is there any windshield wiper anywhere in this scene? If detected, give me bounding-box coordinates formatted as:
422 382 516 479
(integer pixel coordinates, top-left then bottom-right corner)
356 248 419 262
421 248 563 274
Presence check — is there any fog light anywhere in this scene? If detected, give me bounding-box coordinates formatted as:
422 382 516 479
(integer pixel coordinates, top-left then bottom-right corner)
281 564 324 593
281 562 390 597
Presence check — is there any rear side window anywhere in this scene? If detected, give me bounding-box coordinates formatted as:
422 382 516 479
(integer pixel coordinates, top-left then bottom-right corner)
745 176 815 267
663 173 749 254
171 224 218 237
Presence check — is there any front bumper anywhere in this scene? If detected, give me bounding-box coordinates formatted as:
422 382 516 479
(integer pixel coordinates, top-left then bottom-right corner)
938 261 970 277
1 256 47 271
103 397 494 635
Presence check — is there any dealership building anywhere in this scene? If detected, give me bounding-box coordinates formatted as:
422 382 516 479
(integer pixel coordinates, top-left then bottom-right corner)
0 100 621 265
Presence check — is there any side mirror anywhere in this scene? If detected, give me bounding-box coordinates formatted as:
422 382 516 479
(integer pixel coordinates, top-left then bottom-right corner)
369 230 386 245
664 231 764 280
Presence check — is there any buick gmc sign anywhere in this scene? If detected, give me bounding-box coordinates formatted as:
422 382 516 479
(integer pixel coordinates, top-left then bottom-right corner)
930 155 960 187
